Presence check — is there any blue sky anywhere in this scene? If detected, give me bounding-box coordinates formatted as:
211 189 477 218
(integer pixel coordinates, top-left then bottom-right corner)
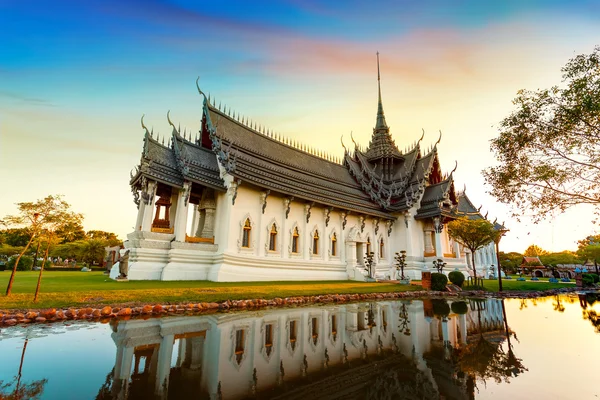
1 0 599 251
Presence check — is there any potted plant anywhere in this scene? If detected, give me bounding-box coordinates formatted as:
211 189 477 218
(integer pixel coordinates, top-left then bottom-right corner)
394 250 411 284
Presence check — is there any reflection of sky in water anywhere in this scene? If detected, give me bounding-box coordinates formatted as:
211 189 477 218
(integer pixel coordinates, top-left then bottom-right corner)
0 322 116 400
0 295 598 399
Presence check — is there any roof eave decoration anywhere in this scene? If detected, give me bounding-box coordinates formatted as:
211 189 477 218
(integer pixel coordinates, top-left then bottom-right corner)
197 78 238 176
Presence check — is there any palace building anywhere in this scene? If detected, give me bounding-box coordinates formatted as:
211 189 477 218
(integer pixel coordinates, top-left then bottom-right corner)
125 61 499 281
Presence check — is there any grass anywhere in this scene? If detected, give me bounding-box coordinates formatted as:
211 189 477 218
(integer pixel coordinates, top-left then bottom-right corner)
0 271 420 310
0 272 573 311
482 278 572 291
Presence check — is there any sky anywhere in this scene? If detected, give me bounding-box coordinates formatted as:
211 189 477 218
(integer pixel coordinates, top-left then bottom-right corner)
1 0 599 253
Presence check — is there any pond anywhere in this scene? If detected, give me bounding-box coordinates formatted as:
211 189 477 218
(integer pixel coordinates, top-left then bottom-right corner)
0 293 599 399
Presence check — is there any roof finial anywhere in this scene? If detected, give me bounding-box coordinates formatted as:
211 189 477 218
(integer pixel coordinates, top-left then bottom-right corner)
167 110 175 128
375 52 388 132
141 114 150 135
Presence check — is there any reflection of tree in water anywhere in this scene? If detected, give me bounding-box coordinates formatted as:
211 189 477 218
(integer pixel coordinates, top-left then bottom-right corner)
579 293 600 334
457 300 527 385
552 295 565 313
365 364 438 400
0 338 47 400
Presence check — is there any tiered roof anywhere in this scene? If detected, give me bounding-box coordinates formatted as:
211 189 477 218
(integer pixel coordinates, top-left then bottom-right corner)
130 63 474 223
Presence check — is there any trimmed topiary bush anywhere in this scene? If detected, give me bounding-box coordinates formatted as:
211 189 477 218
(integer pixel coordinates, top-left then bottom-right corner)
432 299 450 317
7 255 33 271
431 273 448 291
582 273 595 287
451 301 468 315
448 271 465 287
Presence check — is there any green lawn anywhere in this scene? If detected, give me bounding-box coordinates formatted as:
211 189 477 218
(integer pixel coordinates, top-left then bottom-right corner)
0 272 572 311
0 271 420 310
482 278 572 291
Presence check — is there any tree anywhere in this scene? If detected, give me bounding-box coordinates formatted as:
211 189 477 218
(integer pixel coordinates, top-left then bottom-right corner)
498 251 523 274
2 195 73 296
55 220 86 244
77 239 107 266
447 218 500 278
0 228 30 247
86 230 121 247
577 235 600 274
484 46 600 222
33 205 83 302
523 245 548 257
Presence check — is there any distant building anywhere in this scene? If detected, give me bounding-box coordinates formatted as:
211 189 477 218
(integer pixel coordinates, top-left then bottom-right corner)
125 60 500 281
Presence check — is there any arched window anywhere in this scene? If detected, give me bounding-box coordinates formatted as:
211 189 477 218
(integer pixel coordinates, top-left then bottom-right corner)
292 227 299 253
331 233 337 256
379 238 384 258
313 230 319 255
242 218 251 248
366 237 371 255
268 223 277 251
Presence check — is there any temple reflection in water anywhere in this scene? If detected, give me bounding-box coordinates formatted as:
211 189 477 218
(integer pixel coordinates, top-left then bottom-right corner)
104 299 507 400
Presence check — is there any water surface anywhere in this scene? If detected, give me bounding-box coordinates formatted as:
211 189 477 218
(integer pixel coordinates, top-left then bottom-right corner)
1 293 599 399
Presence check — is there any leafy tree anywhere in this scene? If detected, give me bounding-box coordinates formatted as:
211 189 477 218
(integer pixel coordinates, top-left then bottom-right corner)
484 46 600 221
539 251 581 267
34 206 83 302
77 239 108 266
86 230 121 247
55 220 86 244
523 245 548 257
447 218 500 277
0 245 25 258
2 195 74 296
577 235 600 274
0 228 30 247
498 251 523 274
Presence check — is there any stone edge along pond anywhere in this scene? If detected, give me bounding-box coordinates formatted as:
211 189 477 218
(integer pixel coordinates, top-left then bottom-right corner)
0 286 586 328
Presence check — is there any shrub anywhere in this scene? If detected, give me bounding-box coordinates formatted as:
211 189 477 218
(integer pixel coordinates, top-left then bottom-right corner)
7 255 33 271
431 273 448 291
549 277 559 283
590 273 600 284
448 271 465 287
582 273 595 287
561 277 570 282
451 301 468 315
432 299 450 317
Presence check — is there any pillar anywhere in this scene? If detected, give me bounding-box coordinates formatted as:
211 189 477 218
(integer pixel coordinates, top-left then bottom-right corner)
459 313 468 344
141 181 157 232
156 334 175 395
433 217 444 258
282 198 289 259
174 181 191 242
423 229 434 255
199 189 216 239
190 204 199 237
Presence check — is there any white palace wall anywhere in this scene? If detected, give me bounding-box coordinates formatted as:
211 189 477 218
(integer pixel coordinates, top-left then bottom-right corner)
125 177 497 282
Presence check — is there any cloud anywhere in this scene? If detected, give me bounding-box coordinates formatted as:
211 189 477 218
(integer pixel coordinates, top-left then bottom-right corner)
0 90 56 107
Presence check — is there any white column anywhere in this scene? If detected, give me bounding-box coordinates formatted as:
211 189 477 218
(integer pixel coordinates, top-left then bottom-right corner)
115 345 135 380
282 198 290 259
257 191 267 256
141 181 157 232
135 198 146 232
174 182 191 242
190 204 199 236
434 218 444 258
303 204 310 260
340 212 347 264
424 229 434 254
156 334 175 395
459 313 468 344
324 208 329 262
